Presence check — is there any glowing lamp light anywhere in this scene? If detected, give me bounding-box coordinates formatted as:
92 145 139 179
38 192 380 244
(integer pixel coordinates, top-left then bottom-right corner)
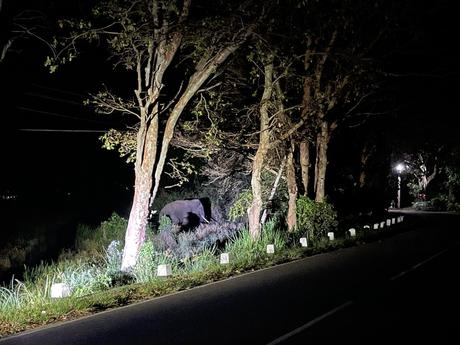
395 163 405 173
395 163 405 208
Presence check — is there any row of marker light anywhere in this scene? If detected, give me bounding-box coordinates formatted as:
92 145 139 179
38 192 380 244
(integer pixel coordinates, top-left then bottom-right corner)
160 215 406 275
50 215 406 292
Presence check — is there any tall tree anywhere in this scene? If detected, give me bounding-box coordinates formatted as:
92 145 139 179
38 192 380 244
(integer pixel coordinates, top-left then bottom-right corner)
247 52 274 238
48 0 258 271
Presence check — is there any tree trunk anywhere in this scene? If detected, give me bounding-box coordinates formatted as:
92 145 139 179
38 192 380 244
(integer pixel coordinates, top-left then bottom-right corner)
121 169 153 271
314 121 333 202
299 140 310 196
248 56 274 239
261 156 286 225
286 142 298 232
121 118 158 271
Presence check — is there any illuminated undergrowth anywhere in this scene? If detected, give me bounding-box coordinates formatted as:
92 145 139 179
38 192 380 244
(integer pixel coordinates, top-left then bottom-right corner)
0 215 406 338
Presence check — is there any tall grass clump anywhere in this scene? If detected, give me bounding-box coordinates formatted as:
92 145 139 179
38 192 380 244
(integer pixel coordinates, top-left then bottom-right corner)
224 218 287 265
24 259 112 298
0 278 50 316
182 247 218 273
132 241 181 283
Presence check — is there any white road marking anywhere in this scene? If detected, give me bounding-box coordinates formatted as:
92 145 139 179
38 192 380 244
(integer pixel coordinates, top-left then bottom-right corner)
266 301 354 345
267 246 455 344
389 248 450 281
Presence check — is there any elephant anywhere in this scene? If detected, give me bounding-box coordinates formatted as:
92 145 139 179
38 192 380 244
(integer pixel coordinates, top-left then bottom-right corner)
159 199 210 228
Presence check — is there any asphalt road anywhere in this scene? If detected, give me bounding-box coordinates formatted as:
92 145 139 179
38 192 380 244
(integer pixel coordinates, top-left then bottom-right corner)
1 211 459 345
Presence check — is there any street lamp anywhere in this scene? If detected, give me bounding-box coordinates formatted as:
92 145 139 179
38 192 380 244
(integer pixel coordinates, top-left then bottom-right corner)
395 163 405 209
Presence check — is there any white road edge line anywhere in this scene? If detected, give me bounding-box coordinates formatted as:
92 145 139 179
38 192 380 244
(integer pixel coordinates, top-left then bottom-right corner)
390 248 450 281
266 300 354 345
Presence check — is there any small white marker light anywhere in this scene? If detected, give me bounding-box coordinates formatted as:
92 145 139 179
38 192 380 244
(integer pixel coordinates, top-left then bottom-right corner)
157 264 172 277
266 244 275 254
220 253 230 264
51 283 71 298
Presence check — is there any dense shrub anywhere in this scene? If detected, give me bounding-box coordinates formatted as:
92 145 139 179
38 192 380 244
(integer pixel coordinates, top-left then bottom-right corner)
429 197 447 211
177 222 241 259
296 196 338 242
152 221 242 260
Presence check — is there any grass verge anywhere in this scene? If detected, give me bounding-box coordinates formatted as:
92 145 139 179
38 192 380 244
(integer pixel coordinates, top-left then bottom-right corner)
0 220 408 338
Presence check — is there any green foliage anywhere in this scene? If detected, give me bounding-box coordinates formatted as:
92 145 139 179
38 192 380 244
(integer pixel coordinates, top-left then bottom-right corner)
447 202 460 212
226 171 288 222
182 247 218 273
75 213 127 254
98 213 128 242
132 241 180 284
446 165 460 187
158 215 172 232
296 196 338 242
132 241 157 283
103 240 123 276
407 181 423 200
99 129 137 163
224 218 287 265
228 189 253 221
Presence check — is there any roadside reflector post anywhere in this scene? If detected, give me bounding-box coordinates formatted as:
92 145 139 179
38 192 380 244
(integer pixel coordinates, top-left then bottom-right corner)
51 283 71 298
220 253 230 264
157 264 172 277
266 244 275 254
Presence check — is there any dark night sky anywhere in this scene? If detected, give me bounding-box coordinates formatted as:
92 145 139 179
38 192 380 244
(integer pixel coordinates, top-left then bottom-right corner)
1 0 132 206
0 0 459 207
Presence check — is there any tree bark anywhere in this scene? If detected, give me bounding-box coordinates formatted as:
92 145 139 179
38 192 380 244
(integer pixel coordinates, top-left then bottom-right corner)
299 140 310 196
248 56 274 239
314 121 335 202
359 142 373 188
261 156 286 225
121 168 153 270
286 142 298 232
121 112 159 271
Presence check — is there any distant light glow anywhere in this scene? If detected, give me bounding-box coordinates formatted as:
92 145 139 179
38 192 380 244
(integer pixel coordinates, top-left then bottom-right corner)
395 163 405 173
